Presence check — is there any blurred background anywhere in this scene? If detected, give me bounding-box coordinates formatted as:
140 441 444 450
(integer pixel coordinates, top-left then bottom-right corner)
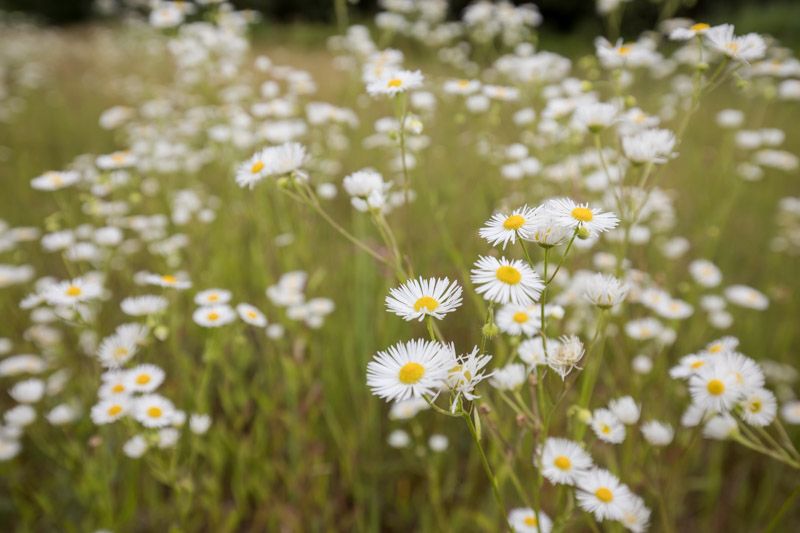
1 0 799 47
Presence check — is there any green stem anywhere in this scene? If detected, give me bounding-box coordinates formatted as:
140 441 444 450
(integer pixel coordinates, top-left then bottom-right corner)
462 410 508 523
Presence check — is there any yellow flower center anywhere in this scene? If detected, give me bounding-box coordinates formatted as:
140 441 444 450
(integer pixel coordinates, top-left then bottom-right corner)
398 362 425 384
207 312 220 321
208 294 219 302
387 78 402 88
571 207 594 222
595 487 614 503
457 79 470 87
749 400 762 413
112 153 127 162
554 455 572 470
107 405 123 416
512 311 528 324
726 42 739 54
147 406 163 418
690 22 710 32
413 296 439 312
50 173 64 186
690 360 705 369
503 214 525 230
111 384 125 394
496 265 522 285
618 45 631 56
136 374 151 385
523 516 538 526
66 285 82 297
707 379 725 396
250 161 265 174
247 311 258 319
161 275 177 284
708 344 722 353
601 424 611 434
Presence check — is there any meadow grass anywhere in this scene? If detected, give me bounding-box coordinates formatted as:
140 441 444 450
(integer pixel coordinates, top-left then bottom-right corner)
1 11 799 533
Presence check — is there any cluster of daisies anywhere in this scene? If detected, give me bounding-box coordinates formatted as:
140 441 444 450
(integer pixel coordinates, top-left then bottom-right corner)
528 437 652 532
670 337 790 439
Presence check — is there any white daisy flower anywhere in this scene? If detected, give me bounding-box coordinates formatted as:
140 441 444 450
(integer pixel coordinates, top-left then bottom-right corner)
236 149 271 189
703 413 738 440
366 339 451 402
700 336 739 356
508 507 553 532
724 284 768 310
236 303 268 327
388 398 430 420
720 352 765 392
489 363 528 391
91 397 132 425
123 435 148 458
622 128 676 164
689 259 722 287
121 295 168 316
608 396 640 425
739 388 777 427
640 420 674 446
669 354 709 379
583 273 628 309
192 305 236 328
443 78 481 95
471 256 544 305
539 437 593 485
98 371 130 399
445 346 492 408
31 170 80 191
519 336 556 367
479 205 540 249
496 304 540 336
194 288 232 306
624 317 663 340
591 408 626 443
655 299 694 320
235 143 308 189
547 335 585 379
142 272 192 290
0 438 21 461
544 198 619 236
618 494 651 533
9 378 45 404
97 332 139 368
669 22 711 41
96 150 136 170
126 364 165 393
572 102 618 133
133 394 175 428
387 429 411 448
780 400 800 424
689 361 742 412
705 24 766 62
385 277 463 322
576 468 633 521
522 217 573 248
366 69 424 96
43 277 103 307
4 404 36 427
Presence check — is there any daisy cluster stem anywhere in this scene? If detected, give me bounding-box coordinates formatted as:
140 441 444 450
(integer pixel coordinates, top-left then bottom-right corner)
573 311 609 440
283 179 396 273
462 408 508 524
394 93 412 208
546 230 578 285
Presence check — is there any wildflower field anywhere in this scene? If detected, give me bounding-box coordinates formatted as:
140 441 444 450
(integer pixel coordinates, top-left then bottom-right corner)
1 1 800 531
